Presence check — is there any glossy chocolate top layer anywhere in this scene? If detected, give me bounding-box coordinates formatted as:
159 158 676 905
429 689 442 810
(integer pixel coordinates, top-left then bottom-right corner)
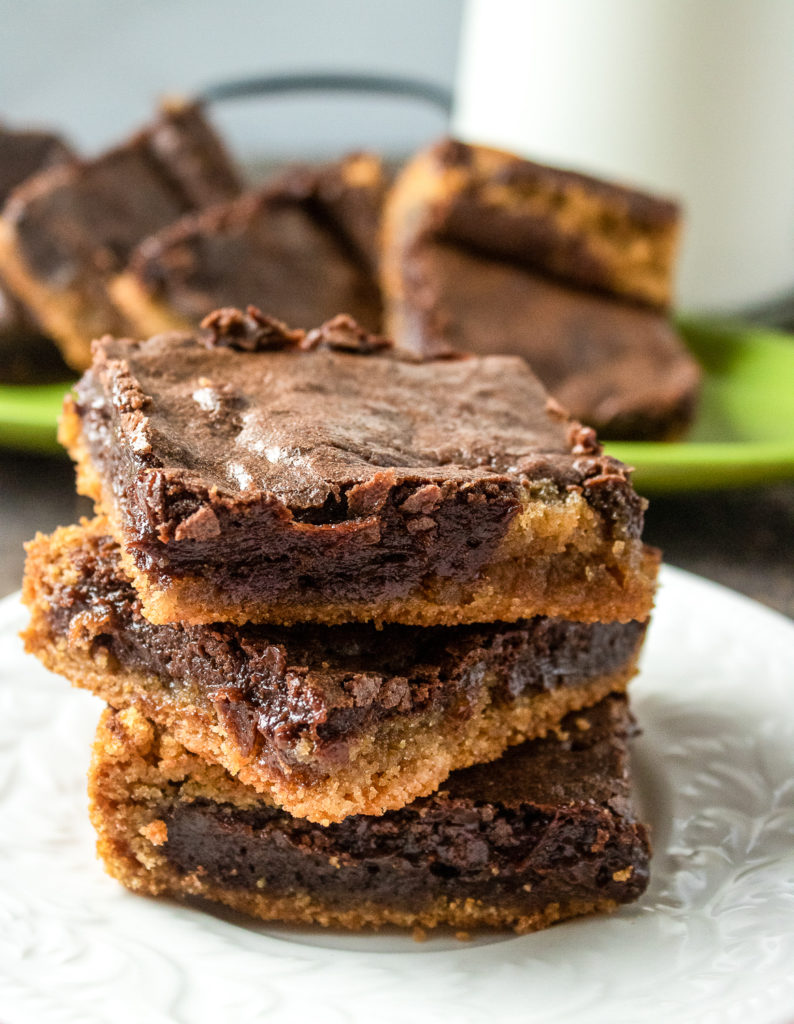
77 307 640 518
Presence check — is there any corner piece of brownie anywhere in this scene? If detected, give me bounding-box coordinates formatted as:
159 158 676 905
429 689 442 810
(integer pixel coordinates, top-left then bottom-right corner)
88 696 651 934
60 305 659 628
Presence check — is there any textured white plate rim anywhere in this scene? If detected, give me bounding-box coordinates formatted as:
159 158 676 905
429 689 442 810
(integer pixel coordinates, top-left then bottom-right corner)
1 565 794 1024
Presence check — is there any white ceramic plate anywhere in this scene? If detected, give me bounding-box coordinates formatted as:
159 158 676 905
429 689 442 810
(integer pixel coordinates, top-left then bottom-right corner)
1 566 793 1024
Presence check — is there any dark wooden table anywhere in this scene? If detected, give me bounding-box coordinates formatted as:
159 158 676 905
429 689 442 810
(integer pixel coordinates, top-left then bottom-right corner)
2 449 793 619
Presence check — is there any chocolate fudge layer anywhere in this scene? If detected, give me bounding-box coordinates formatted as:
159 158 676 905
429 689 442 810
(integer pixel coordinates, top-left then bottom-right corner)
0 123 75 375
90 697 650 934
112 152 386 338
24 519 646 822
60 307 659 628
0 99 241 370
382 139 700 441
110 153 385 339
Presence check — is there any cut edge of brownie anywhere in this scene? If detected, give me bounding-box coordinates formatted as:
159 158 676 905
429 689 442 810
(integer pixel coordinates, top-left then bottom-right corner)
88 699 651 934
61 396 660 628
67 446 660 629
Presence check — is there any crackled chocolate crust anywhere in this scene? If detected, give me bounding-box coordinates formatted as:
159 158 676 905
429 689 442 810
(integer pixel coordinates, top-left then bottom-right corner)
381 139 700 441
24 518 647 821
89 698 651 934
110 153 386 339
0 99 241 370
60 307 659 628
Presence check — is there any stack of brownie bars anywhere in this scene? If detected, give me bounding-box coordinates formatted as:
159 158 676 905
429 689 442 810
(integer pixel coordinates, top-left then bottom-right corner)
23 304 659 935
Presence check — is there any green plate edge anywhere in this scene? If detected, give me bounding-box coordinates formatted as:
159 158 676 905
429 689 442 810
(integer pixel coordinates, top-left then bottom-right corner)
0 380 74 454
1 318 794 492
607 317 794 492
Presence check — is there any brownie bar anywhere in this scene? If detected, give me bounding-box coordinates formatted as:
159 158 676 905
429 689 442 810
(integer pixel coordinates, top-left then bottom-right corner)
23 518 646 822
0 123 75 376
381 139 700 441
385 239 701 440
60 306 659 628
110 153 385 339
90 697 651 934
386 138 680 308
0 99 241 370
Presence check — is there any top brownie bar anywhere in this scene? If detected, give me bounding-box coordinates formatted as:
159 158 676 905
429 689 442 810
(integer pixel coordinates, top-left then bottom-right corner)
61 306 659 627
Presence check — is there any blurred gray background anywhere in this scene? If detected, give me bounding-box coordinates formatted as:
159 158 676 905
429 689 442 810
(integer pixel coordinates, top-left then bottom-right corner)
0 0 462 159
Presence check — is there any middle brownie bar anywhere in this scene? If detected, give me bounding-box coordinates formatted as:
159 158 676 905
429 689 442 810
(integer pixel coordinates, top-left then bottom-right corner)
23 519 646 823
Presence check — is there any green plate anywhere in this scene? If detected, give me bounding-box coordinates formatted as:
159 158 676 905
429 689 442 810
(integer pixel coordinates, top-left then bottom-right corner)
0 379 75 454
2 319 794 492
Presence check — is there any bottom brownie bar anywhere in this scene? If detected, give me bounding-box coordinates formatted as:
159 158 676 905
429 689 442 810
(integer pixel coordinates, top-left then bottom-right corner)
89 696 651 934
